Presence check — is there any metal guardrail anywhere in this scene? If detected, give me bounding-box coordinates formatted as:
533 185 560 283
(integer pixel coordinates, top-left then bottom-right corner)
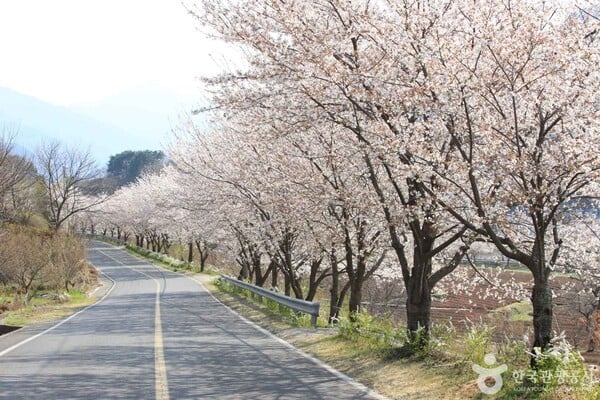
219 274 320 327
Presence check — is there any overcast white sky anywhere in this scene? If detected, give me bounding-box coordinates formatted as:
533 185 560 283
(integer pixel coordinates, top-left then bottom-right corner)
0 0 221 106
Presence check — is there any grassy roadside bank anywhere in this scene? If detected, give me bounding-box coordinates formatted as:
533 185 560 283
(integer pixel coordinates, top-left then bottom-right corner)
201 276 600 400
0 290 98 330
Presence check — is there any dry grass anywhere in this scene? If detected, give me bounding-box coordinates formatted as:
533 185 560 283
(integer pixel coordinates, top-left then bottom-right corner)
297 334 476 400
1 290 96 327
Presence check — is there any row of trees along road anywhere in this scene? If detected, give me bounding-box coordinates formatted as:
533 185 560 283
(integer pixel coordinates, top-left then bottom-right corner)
84 0 600 361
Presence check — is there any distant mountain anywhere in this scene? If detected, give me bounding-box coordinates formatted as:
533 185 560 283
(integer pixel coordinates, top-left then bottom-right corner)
0 87 130 168
0 86 200 169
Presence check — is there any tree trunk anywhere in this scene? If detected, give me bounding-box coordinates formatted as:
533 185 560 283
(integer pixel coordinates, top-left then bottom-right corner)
161 234 170 253
343 226 357 318
528 232 553 367
200 254 208 272
187 242 193 263
348 277 363 316
237 262 249 281
291 277 303 299
403 221 436 345
405 262 433 347
329 250 340 324
348 251 368 318
271 264 278 288
284 275 291 297
305 258 327 302
306 260 319 301
588 306 600 352
200 251 208 272
255 261 274 287
24 281 33 305
336 281 351 315
346 220 370 319
196 241 209 272
531 278 553 365
254 257 263 287
406 289 432 343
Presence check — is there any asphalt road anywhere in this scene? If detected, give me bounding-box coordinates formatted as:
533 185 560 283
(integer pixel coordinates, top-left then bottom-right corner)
0 240 382 399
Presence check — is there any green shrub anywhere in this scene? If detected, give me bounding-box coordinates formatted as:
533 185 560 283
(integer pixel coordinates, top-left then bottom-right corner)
265 298 280 313
463 322 493 365
338 312 405 353
289 312 312 328
528 334 595 394
497 335 529 369
496 333 600 399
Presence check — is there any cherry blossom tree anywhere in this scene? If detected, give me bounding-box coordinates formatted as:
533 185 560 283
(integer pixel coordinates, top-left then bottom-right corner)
188 0 475 341
423 1 600 354
268 122 390 319
170 125 332 300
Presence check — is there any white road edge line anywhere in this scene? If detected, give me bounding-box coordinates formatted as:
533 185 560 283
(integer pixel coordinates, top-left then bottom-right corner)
0 271 117 358
187 276 391 400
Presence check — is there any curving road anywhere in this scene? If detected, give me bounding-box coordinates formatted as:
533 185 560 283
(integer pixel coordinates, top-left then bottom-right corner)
0 241 383 399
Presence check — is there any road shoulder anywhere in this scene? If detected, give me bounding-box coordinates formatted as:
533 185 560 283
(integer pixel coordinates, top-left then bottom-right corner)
0 275 113 355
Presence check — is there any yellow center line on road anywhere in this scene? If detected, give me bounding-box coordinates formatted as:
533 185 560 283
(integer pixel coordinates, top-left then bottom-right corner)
132 267 170 400
97 250 170 400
